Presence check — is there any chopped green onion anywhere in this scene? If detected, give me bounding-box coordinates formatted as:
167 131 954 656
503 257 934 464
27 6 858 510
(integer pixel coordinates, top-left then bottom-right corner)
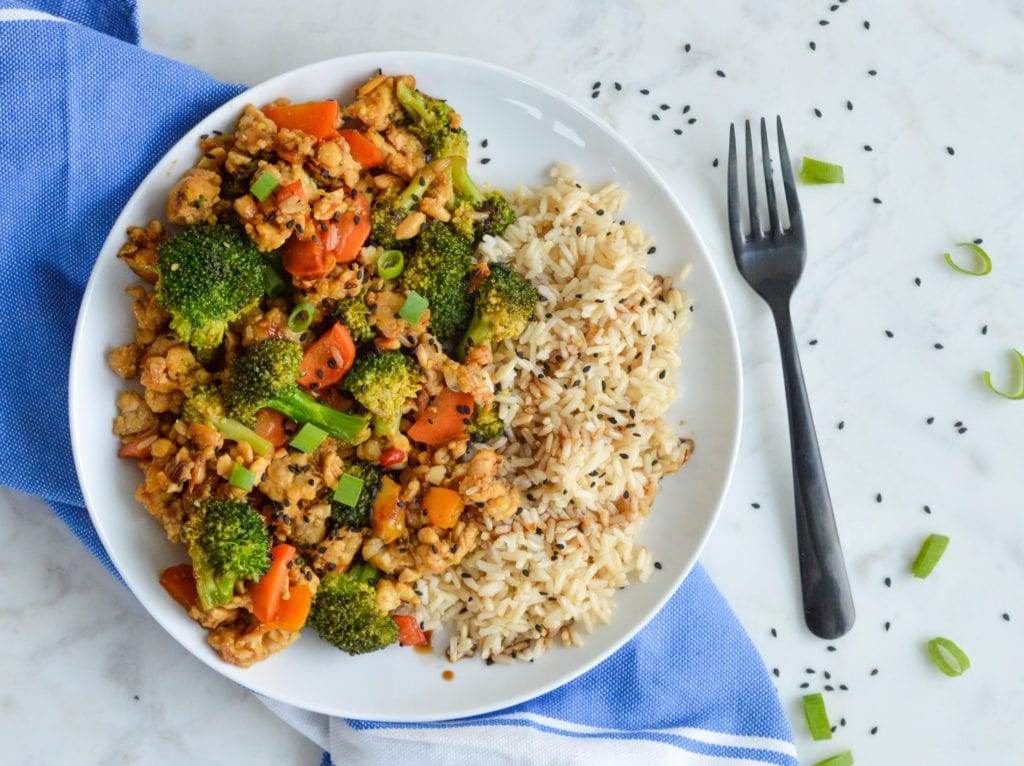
943 241 992 276
984 349 1024 400
228 462 257 491
800 157 845 184
333 473 365 507
399 290 429 325
287 301 316 333
911 533 950 578
802 692 832 740
262 262 286 297
249 171 279 201
927 636 971 677
377 249 405 280
812 752 854 766
289 422 327 453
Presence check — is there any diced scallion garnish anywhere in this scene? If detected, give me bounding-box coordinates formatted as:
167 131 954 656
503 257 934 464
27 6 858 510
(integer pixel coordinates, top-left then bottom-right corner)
911 533 949 578
287 301 316 333
927 636 970 677
984 349 1024 400
399 290 429 325
249 171 280 201
802 692 832 740
289 422 328 453
377 249 405 280
943 241 992 276
228 462 257 491
812 752 854 766
333 473 365 507
800 157 845 184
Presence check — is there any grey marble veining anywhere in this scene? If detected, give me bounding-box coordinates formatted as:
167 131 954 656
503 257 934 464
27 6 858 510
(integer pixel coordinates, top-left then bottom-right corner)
4 0 1023 763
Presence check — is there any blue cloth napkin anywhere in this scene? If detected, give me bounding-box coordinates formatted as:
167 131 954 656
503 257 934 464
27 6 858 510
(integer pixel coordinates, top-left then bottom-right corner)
0 4 798 764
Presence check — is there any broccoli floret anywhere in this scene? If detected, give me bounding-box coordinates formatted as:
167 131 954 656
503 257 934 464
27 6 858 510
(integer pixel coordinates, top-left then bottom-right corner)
181 497 271 611
307 570 399 655
467 402 505 443
395 79 468 160
449 157 517 241
368 163 439 250
346 561 382 584
341 350 424 435
226 338 368 442
181 383 274 457
458 263 538 359
335 292 375 345
330 459 383 528
155 224 265 352
401 219 474 340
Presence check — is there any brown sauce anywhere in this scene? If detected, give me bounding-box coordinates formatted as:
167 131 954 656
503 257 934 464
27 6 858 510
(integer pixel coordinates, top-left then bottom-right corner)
442 670 455 682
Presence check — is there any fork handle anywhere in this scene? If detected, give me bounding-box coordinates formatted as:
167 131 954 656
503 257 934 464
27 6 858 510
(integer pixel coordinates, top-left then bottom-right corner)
772 302 856 639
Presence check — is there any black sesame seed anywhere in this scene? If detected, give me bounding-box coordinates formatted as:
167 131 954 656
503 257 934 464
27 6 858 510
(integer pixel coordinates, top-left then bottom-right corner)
885 330 894 338
673 128 683 135
946 146 955 156
591 91 599 99
480 157 491 165
809 41 817 50
814 107 823 118
868 69 877 76
799 682 810 689
870 668 879 676
1003 613 1011 621
827 645 837 652
982 324 989 335
934 342 944 349
884 621 891 631
651 114 661 121
870 726 879 735
614 82 622 91
684 43 691 52
838 421 845 430
592 81 601 90
640 88 650 95
824 684 834 691
873 197 883 204
654 561 663 570
752 502 761 508
819 19 829 25
864 20 871 29
847 100 854 110
770 627 777 637
876 493 883 503
884 576 892 587
806 668 816 674
924 505 932 514
713 158 719 167
772 667 780 677
716 70 726 78
809 339 818 345
864 144 873 151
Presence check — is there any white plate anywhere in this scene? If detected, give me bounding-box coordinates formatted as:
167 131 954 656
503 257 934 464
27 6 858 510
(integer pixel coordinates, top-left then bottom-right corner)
69 51 742 721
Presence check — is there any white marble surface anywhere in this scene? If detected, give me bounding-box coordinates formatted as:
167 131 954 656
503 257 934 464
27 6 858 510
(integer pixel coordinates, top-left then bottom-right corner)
4 0 1024 763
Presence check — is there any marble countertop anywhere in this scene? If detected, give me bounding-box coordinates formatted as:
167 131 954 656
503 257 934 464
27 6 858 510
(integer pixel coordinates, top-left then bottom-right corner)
4 0 1023 763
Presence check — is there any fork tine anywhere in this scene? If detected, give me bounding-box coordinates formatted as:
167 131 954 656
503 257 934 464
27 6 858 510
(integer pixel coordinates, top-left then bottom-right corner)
760 117 781 237
744 120 761 240
776 116 803 236
727 123 743 250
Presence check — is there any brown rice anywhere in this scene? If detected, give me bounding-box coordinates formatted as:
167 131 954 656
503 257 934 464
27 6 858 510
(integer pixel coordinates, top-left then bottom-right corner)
414 165 693 662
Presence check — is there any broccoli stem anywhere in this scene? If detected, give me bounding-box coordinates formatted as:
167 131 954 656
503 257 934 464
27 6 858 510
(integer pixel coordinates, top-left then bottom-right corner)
395 80 431 125
212 414 273 457
457 315 492 361
449 157 484 207
191 547 234 611
268 388 367 443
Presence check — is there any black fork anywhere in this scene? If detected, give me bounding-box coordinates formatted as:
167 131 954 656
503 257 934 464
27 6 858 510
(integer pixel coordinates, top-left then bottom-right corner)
727 117 855 639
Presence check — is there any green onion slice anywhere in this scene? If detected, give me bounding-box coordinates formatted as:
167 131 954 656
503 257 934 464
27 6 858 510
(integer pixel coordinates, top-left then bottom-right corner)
399 290 429 325
912 533 950 578
287 301 316 333
943 241 992 276
289 422 328 454
927 637 971 677
800 157 845 185
228 462 257 491
812 752 854 766
249 171 280 201
333 473 365 507
802 692 832 741
984 349 1024 400
377 249 405 280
